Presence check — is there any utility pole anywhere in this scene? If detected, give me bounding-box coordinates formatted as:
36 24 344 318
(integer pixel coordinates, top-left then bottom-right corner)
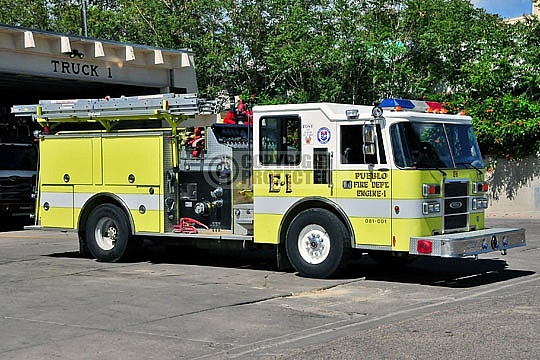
82 0 88 37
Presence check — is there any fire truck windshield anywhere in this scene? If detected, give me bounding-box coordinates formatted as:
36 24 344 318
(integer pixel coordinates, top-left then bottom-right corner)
390 122 484 170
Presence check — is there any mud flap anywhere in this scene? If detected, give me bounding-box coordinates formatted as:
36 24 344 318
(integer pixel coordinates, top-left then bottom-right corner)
276 243 292 271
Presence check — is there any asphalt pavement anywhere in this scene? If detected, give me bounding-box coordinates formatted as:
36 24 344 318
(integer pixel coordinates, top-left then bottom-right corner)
0 216 538 359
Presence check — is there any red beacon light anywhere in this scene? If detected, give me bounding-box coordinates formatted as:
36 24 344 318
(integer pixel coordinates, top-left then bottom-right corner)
426 101 443 114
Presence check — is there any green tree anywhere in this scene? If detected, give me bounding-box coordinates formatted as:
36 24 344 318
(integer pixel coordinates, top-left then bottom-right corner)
3 0 540 160
507 17 540 100
260 0 330 102
88 0 234 96
0 0 51 29
47 0 88 36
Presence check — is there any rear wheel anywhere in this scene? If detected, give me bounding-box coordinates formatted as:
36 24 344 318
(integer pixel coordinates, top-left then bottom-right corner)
286 208 350 278
85 204 137 262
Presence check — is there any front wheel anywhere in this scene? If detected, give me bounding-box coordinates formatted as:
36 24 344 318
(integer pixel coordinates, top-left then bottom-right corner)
286 208 350 278
85 204 137 262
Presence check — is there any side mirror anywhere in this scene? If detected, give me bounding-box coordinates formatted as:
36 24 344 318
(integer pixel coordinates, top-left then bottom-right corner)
363 125 376 155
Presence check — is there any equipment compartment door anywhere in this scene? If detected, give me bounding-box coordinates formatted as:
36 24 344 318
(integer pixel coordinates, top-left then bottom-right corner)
102 135 162 186
102 135 163 233
39 137 93 185
39 185 74 228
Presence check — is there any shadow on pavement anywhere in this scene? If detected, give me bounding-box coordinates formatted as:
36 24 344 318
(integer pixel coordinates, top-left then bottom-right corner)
45 243 535 289
344 255 535 288
0 221 31 232
47 243 281 272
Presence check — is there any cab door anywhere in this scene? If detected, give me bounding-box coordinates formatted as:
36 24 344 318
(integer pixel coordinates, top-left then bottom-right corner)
335 123 392 248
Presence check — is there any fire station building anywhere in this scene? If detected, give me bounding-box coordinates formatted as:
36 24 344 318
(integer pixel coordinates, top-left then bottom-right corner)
0 24 198 115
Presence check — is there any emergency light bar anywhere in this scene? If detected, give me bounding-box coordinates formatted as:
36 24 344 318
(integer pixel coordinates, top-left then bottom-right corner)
379 98 448 114
379 98 415 110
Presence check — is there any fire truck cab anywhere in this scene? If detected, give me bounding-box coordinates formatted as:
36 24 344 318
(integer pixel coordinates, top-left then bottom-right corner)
12 94 525 278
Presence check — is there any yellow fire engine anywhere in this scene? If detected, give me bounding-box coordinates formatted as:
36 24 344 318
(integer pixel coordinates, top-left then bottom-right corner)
12 94 525 278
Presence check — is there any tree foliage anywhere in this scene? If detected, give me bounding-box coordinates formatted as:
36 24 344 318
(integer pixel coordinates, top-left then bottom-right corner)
2 0 540 158
0 0 51 29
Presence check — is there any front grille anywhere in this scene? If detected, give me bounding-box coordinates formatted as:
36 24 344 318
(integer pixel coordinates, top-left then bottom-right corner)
443 181 469 231
0 177 33 201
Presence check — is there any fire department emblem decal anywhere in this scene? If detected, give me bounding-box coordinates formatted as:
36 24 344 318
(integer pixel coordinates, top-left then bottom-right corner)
317 127 331 144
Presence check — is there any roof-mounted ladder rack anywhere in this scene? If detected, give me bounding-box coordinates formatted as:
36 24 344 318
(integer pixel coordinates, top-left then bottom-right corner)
11 93 219 131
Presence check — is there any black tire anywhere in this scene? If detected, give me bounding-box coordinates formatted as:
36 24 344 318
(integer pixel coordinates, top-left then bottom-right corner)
85 204 136 262
77 231 92 258
285 208 350 278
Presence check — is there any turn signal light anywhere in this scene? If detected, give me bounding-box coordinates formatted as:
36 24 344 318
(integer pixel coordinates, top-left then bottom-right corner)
473 181 489 194
422 184 441 197
417 240 433 254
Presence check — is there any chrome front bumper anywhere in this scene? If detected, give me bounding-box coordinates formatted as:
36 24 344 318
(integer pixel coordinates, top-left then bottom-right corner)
410 228 526 257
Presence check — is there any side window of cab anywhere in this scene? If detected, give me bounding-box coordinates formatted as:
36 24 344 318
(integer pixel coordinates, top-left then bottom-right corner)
259 116 301 165
340 124 386 164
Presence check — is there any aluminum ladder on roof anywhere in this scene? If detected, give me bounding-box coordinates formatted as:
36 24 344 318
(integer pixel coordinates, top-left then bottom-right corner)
10 92 223 132
10 93 205 120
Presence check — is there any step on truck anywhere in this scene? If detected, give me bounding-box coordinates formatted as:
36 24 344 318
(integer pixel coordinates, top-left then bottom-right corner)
12 94 526 278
